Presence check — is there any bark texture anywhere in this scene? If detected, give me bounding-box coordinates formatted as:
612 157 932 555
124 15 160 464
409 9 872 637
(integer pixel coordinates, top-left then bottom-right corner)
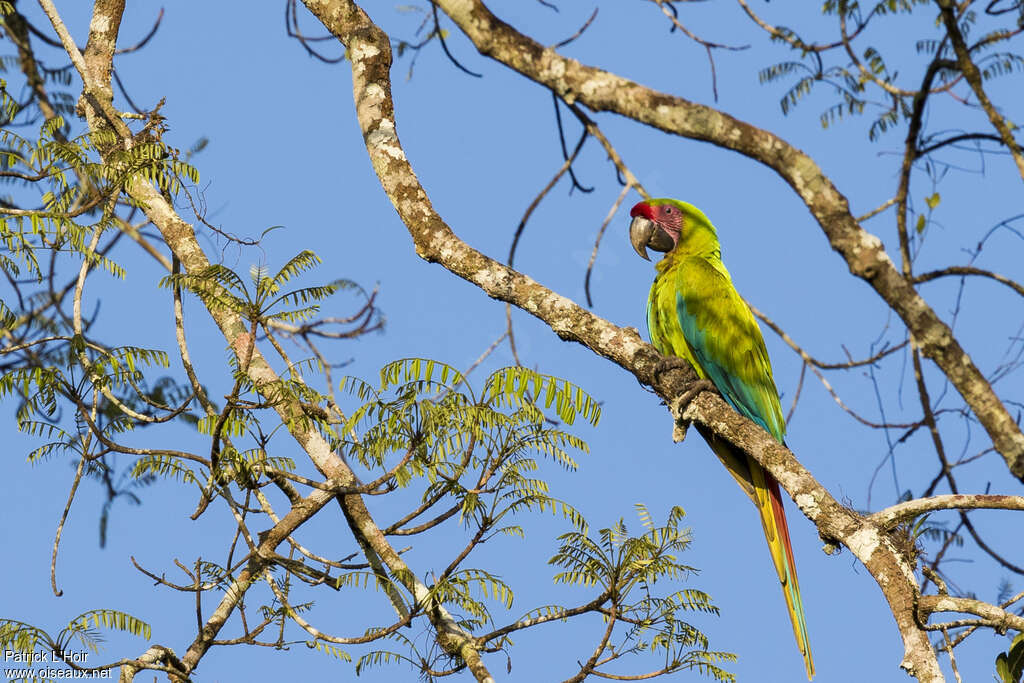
432 0 1024 482
299 0 959 678
56 1 497 680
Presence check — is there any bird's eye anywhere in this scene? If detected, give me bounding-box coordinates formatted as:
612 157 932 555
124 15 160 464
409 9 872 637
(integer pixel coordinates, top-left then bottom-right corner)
663 207 673 214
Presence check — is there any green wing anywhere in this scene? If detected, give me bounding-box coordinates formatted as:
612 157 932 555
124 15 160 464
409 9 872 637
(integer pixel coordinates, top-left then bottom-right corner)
644 242 813 679
671 257 785 443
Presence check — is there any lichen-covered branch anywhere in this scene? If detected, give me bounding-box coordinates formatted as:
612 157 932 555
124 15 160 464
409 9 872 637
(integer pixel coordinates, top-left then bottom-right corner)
431 0 1024 481
44 1 497 679
919 594 1024 633
296 0 962 678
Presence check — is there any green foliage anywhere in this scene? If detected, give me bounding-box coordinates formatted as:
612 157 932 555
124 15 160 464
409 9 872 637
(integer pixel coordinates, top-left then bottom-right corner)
484 365 602 427
338 358 595 537
757 0 1020 142
822 0 930 16
979 52 1024 81
130 453 199 484
997 633 1024 683
355 632 422 677
324 360 626 677
161 251 352 328
910 513 963 547
152 253 364 480
0 96 206 549
0 339 180 433
547 504 736 681
307 639 352 662
68 609 151 646
9 343 716 681
0 620 47 658
0 610 149 677
914 190 941 235
0 112 200 283
867 104 901 141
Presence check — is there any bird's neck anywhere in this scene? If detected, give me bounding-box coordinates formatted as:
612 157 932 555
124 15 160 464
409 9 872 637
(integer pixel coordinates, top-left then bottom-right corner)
657 227 722 270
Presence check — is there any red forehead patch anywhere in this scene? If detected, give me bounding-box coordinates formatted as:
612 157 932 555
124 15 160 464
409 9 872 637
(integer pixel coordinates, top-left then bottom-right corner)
629 202 653 219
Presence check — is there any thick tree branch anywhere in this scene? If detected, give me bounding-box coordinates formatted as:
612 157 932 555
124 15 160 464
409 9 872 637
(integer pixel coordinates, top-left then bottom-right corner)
431 0 1024 481
118 645 186 683
81 0 125 104
297 0 961 678
49 1 497 680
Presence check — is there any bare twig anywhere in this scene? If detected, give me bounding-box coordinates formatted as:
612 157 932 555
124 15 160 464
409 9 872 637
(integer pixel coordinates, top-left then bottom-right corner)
919 593 1024 633
432 0 1024 480
552 8 598 49
50 451 87 597
509 147 584 267
584 181 632 307
650 0 748 101
870 493 1024 528
914 266 1024 299
432 2 482 78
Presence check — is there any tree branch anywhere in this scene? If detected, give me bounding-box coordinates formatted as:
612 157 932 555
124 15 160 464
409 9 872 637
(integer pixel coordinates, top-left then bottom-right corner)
919 594 1024 633
432 0 1024 481
48 1 500 679
914 265 1024 299
298 0 955 678
870 494 1024 529
936 0 1024 183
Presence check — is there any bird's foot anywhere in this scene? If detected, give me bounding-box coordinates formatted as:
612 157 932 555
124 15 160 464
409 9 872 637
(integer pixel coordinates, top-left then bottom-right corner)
652 355 694 385
674 378 717 413
670 378 717 443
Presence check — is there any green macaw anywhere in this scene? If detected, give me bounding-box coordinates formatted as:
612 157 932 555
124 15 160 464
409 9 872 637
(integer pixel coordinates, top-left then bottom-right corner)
629 198 813 679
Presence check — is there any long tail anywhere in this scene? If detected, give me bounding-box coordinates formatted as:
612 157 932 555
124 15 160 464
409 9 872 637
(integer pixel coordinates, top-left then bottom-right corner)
700 429 814 679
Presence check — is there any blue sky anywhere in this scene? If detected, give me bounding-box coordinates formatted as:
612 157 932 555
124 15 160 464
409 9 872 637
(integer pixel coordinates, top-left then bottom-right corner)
3 2 1023 682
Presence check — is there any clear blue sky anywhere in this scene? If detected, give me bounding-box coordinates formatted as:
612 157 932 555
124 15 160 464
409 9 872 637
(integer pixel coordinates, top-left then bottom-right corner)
4 2 1023 682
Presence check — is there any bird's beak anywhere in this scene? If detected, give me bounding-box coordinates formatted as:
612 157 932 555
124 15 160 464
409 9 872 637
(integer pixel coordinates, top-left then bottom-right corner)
629 216 674 261
629 216 655 261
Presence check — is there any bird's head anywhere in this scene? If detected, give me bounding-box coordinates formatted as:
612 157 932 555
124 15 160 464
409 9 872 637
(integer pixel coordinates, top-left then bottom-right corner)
628 199 686 261
629 198 713 261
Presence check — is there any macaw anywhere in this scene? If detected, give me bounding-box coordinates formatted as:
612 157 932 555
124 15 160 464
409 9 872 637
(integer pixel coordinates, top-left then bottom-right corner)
629 198 813 679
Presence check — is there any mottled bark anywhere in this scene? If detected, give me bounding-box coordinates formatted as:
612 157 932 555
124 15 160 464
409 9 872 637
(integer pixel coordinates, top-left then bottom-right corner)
919 594 1024 633
431 0 1024 482
299 0 949 678
870 494 1024 529
82 0 125 105
38 0 1023 678
46 1 497 680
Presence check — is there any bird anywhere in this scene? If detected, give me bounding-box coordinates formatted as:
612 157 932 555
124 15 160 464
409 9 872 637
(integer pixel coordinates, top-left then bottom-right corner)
629 197 813 679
